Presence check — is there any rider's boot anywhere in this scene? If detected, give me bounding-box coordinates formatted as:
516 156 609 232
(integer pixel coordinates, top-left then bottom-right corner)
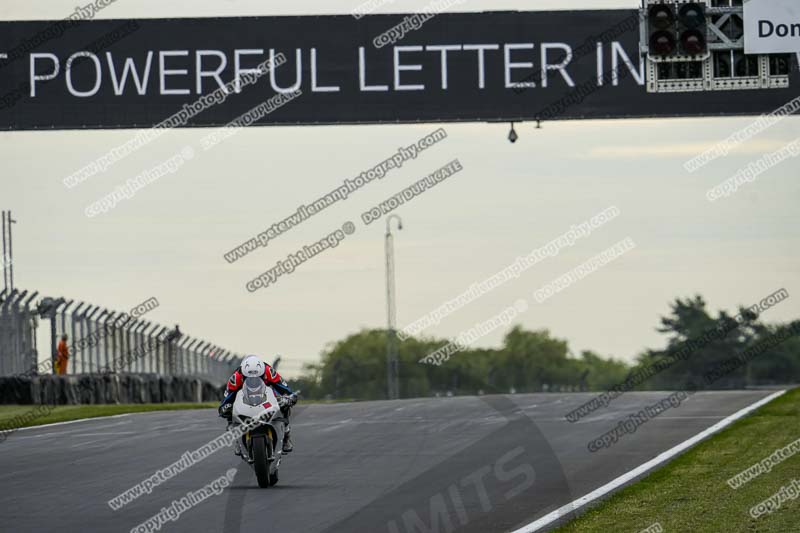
227 422 243 457
282 424 293 453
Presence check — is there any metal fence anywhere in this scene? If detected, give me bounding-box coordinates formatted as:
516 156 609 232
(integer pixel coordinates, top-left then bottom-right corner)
0 289 239 386
0 289 38 376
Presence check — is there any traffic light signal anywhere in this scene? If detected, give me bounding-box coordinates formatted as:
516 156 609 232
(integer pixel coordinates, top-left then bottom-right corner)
648 4 676 57
641 0 791 93
646 1 709 61
678 3 707 56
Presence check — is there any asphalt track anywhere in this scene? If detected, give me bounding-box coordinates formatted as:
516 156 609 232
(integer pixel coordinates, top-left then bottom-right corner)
0 390 777 533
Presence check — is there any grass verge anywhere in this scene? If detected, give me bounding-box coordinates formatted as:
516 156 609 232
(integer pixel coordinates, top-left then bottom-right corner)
0 403 218 431
555 388 800 533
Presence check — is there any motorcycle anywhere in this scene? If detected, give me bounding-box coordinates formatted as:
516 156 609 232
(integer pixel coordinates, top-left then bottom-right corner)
231 376 296 488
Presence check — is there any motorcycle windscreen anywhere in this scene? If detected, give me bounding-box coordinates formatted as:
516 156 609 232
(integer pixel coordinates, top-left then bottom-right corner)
243 377 267 406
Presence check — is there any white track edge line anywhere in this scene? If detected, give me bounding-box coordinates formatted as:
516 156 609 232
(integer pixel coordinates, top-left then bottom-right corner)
509 389 787 533
7 413 133 432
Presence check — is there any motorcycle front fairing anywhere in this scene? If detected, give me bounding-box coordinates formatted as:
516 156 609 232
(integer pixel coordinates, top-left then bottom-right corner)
232 377 286 460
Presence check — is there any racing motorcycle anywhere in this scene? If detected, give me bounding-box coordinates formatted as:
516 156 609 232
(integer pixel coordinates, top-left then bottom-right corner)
231 377 297 488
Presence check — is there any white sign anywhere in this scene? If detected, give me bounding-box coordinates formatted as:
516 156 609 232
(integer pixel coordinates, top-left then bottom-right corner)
744 0 800 54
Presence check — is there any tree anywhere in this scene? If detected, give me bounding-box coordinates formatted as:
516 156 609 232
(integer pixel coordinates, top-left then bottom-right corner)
292 297 800 400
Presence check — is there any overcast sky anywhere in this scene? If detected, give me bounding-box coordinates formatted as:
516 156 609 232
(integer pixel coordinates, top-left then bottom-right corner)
1 0 798 376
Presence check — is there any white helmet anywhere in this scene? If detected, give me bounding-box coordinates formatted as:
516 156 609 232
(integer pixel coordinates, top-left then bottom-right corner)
241 355 265 377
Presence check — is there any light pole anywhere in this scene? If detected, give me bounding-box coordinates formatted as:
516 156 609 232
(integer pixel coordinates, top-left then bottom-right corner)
1 210 15 292
385 214 403 400
7 212 14 291
1 211 6 292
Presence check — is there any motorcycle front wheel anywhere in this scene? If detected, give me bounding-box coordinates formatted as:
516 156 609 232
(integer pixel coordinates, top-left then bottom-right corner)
252 436 270 488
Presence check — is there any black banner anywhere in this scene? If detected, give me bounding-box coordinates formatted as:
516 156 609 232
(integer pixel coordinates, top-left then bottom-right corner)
0 10 797 130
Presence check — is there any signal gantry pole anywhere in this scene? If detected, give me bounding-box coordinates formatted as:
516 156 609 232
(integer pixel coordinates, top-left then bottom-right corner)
385 215 403 401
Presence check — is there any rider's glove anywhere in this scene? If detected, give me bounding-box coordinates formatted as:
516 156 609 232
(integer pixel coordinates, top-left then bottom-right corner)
289 393 298 406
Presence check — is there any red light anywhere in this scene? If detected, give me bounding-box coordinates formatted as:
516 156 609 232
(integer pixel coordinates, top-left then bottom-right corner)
681 30 706 55
651 31 676 56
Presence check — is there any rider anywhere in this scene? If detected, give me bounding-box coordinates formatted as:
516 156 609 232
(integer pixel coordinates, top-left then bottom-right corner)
219 355 297 453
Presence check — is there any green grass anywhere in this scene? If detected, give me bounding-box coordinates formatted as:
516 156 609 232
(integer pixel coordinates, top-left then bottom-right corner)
556 388 800 533
0 403 218 430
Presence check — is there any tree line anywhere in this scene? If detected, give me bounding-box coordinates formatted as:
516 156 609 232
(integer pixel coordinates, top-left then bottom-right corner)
288 295 800 400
